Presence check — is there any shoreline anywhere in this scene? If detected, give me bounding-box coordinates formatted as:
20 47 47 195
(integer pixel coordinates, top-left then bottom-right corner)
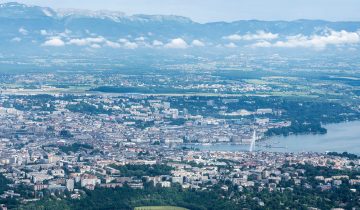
180 120 360 154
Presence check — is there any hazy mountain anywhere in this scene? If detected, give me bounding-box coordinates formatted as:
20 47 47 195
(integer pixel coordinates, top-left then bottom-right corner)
0 2 359 54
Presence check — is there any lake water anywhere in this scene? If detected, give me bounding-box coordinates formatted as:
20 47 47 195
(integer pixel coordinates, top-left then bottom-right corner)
183 121 360 154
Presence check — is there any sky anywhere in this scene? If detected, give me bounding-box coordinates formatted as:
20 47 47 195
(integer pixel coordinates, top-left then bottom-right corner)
1 0 360 23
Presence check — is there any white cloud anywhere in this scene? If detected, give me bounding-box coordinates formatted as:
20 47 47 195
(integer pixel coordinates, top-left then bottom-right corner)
85 37 106 43
224 34 242 41
252 30 360 50
165 38 189 49
244 31 279 40
192 39 205 47
67 37 138 49
225 42 237 48
152 40 164 46
42 8 54 17
68 37 106 47
123 41 138 49
19 27 28 35
105 40 121 48
134 37 151 47
118 38 128 43
90 44 101 49
252 41 272 48
224 31 279 41
40 30 49 36
68 38 88 46
11 37 21 42
42 37 65 47
57 29 72 38
135 36 146 41
117 38 138 49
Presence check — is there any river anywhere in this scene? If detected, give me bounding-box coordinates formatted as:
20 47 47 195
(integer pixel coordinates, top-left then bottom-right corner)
183 121 360 155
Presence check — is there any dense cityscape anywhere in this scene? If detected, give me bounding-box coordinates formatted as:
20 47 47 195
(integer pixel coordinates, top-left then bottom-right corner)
0 68 358 209
0 1 360 210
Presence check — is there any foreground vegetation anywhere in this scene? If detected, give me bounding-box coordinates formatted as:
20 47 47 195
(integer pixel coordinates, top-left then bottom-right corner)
134 206 189 210
12 164 359 210
109 164 173 178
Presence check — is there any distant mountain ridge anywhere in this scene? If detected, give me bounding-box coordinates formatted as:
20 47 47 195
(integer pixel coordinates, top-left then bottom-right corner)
0 2 360 53
0 2 194 23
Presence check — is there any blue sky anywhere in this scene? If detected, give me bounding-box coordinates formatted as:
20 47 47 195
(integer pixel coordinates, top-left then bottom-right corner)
1 0 360 22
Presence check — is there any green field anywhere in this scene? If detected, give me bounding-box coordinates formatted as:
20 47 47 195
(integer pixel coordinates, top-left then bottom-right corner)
134 206 189 210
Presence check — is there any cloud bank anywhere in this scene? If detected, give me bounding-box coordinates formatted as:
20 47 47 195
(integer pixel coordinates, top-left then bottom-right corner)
39 29 360 50
224 31 279 41
252 30 360 50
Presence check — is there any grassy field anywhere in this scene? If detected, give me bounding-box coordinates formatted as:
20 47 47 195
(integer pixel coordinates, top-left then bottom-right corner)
134 206 189 210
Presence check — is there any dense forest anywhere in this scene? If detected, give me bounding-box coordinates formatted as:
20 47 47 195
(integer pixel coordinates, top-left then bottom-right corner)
109 164 173 178
0 174 9 194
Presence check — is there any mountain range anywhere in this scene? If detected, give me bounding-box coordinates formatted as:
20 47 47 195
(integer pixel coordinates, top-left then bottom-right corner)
0 2 360 54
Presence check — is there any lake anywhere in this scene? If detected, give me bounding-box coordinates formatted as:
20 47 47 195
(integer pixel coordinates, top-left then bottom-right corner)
183 121 360 154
